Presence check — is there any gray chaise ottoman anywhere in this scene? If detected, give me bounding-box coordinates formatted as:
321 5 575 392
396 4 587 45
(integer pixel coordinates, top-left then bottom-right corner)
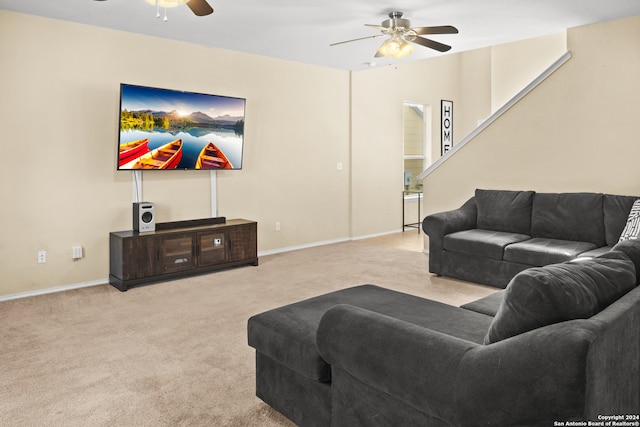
247 284 494 426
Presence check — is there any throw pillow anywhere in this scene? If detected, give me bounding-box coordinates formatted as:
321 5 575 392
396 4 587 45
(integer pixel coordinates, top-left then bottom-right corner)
475 189 534 235
613 239 640 285
484 251 636 344
619 199 640 242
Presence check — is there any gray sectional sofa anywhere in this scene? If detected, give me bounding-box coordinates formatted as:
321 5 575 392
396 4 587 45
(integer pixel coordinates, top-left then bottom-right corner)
423 189 640 288
247 239 640 426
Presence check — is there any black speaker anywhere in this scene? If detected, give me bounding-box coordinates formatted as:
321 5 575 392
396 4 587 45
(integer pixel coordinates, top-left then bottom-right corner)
133 202 155 232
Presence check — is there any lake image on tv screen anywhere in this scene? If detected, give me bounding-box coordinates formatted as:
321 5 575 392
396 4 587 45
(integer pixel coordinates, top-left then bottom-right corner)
118 84 245 170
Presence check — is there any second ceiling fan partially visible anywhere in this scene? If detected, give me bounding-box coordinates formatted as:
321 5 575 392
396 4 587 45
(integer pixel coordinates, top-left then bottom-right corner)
145 0 214 20
332 11 458 59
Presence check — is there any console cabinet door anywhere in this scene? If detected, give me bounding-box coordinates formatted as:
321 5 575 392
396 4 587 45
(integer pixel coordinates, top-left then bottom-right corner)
159 233 196 274
227 223 257 262
121 236 158 280
197 231 228 267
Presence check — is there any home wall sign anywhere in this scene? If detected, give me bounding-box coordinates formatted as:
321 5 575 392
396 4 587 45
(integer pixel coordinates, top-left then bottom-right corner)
441 100 453 155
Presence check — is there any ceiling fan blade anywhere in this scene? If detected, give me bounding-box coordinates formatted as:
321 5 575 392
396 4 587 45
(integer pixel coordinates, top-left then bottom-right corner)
410 35 452 52
186 0 213 16
330 34 384 47
364 24 388 31
412 25 458 35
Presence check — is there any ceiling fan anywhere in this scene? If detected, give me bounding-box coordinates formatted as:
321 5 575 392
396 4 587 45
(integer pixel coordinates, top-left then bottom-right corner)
144 0 214 20
331 11 458 59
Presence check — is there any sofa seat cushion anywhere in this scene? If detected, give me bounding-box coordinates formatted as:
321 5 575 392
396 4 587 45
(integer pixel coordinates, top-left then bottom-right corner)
444 229 531 260
577 246 612 259
247 285 493 381
485 251 636 344
504 238 597 266
460 291 504 317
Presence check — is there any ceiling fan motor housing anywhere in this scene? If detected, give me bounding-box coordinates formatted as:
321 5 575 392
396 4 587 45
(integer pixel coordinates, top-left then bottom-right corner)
382 11 411 31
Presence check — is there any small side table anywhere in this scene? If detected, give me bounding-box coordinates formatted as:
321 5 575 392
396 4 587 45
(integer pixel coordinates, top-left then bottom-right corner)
402 190 422 233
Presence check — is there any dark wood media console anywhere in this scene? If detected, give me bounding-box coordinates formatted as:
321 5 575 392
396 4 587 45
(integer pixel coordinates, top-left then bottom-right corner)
109 218 258 291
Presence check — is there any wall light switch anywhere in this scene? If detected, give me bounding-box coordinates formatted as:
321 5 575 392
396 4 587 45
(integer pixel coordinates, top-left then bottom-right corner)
72 246 83 259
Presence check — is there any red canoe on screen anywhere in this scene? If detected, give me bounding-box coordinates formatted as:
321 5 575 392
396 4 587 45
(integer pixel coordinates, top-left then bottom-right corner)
121 139 183 169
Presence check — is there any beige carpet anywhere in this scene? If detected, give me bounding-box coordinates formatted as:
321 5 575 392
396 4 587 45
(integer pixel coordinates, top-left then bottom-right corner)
0 240 496 426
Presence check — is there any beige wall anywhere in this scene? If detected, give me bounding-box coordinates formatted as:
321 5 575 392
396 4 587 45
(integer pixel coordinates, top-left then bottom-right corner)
491 32 567 111
350 50 492 237
459 47 493 133
2 9 636 298
422 15 640 217
0 11 350 296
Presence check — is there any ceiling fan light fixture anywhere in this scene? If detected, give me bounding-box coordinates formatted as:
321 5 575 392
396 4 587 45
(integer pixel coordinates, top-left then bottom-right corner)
144 0 188 8
394 41 414 59
377 36 414 59
377 36 399 57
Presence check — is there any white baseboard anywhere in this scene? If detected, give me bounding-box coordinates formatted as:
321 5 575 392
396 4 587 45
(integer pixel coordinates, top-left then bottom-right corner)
0 279 108 302
258 237 352 257
352 229 404 240
258 229 410 257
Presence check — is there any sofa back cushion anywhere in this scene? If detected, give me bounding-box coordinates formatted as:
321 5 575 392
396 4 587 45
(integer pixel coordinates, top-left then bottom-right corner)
604 194 640 246
531 192 605 246
475 189 535 235
484 251 636 344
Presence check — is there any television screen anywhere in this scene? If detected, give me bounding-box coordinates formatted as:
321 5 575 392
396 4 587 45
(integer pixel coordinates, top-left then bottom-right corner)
118 83 245 170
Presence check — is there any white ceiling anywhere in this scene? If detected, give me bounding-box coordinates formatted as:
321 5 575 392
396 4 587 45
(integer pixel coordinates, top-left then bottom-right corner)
1 0 639 71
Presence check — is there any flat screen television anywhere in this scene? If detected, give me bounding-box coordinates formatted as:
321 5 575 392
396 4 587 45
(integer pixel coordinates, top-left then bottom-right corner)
118 83 246 170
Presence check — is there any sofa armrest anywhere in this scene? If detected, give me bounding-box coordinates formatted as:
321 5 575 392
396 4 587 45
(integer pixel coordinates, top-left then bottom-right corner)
316 304 477 423
422 196 477 274
317 304 595 426
455 322 595 425
422 196 478 237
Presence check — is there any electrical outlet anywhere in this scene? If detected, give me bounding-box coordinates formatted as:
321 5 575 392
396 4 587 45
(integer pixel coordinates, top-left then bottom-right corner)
275 221 281 232
72 246 83 259
38 250 46 264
